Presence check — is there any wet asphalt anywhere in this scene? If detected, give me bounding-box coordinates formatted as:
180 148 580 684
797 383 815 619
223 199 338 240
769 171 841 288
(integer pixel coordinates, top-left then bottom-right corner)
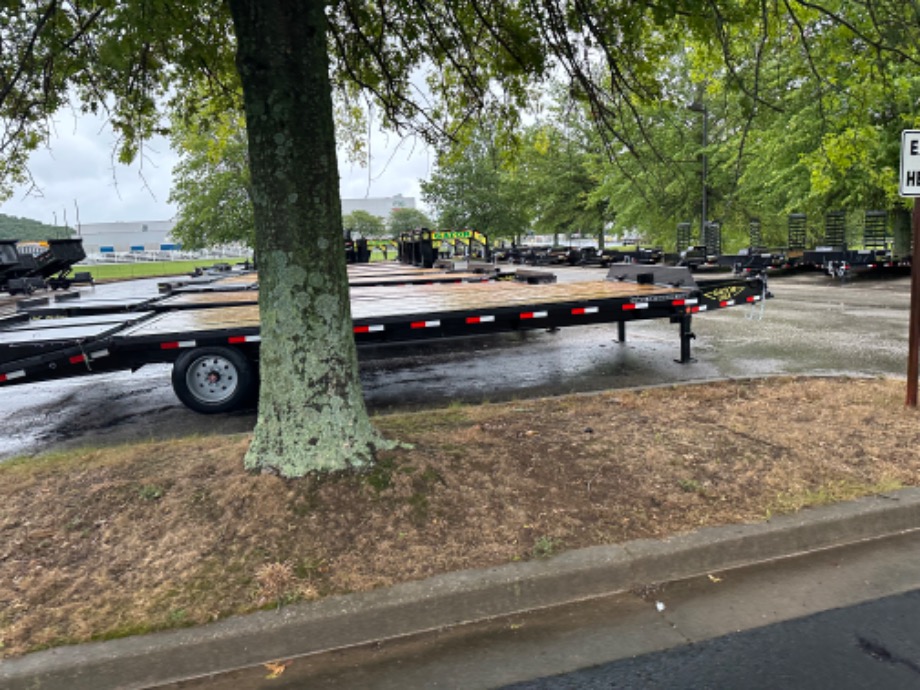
0 266 913 461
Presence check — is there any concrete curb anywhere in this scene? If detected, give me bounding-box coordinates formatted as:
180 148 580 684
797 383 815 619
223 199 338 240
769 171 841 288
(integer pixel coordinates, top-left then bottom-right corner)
4 487 920 690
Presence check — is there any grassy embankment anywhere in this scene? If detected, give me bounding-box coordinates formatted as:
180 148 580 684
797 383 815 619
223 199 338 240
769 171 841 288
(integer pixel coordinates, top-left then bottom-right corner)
80 259 248 282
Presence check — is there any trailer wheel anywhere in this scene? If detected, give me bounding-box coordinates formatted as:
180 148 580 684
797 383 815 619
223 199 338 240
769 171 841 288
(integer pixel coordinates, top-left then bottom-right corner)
172 347 255 414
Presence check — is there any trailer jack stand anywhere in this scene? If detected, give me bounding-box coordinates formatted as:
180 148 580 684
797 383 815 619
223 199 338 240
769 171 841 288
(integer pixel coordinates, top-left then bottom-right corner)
676 313 696 364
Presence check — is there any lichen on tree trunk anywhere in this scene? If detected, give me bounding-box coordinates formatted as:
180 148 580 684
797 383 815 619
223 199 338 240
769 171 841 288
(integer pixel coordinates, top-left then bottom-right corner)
228 0 393 477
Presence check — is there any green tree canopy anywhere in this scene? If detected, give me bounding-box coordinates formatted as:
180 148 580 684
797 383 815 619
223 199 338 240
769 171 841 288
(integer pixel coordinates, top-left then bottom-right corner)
168 104 254 250
342 209 385 237
516 122 609 245
388 206 432 235
421 130 531 242
0 213 73 241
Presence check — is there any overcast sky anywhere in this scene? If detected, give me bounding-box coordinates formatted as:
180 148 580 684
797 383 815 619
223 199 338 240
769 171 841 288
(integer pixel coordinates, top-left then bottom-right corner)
0 110 433 227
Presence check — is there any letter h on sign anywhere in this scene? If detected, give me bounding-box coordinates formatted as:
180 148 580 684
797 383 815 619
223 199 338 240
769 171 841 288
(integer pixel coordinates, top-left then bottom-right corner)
900 130 920 197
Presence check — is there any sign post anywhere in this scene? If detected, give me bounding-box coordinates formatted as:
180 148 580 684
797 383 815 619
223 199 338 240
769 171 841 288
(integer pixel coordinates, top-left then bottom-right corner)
899 130 920 406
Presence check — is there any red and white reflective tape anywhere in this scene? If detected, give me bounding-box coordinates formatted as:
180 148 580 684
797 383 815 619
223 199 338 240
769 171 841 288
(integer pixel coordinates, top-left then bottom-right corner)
160 340 197 350
68 349 111 365
571 306 599 316
466 315 496 324
690 306 708 314
622 302 650 311
520 311 549 320
720 300 736 308
0 369 26 383
354 324 385 334
672 298 698 307
746 295 762 303
411 320 441 329
227 335 261 344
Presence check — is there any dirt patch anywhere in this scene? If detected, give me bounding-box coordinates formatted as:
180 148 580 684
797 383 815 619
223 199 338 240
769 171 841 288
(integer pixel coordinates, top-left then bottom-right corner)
2 376 919 658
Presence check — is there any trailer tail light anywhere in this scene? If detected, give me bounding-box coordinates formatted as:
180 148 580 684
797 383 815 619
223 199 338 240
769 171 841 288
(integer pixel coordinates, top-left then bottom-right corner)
160 340 197 350
0 370 26 383
353 324 385 334
410 320 441 329
520 311 548 320
571 306 599 316
622 302 649 311
228 335 261 344
466 315 496 324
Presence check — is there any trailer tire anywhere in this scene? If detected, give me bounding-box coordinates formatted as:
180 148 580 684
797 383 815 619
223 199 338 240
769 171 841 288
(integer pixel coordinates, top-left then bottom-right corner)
172 346 255 414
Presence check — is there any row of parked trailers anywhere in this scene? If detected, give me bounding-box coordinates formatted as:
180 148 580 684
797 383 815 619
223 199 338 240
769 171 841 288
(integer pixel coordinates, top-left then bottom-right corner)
0 262 768 414
675 210 914 278
494 210 913 279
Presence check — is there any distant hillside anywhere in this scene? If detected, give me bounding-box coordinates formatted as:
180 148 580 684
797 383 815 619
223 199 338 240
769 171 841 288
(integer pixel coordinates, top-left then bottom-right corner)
0 214 75 241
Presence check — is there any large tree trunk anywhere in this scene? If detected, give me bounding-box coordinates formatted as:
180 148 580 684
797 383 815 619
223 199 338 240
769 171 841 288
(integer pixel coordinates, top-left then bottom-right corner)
228 0 391 477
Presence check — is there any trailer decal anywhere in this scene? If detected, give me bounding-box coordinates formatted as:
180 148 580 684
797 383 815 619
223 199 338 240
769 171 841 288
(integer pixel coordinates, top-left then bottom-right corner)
703 285 746 303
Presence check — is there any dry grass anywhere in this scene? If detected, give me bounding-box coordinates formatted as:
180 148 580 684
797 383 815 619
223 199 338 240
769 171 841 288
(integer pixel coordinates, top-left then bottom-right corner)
2 376 919 658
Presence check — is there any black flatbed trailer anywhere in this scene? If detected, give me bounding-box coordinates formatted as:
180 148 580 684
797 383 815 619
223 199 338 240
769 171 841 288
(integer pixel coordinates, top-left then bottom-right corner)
716 249 790 274
0 265 768 413
801 247 897 278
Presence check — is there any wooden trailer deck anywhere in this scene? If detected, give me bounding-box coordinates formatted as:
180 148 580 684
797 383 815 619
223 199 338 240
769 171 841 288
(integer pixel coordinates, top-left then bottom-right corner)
121 279 682 335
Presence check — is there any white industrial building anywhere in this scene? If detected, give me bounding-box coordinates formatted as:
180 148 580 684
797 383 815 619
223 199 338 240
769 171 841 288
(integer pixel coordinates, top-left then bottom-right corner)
74 195 415 255
76 220 177 254
341 194 415 219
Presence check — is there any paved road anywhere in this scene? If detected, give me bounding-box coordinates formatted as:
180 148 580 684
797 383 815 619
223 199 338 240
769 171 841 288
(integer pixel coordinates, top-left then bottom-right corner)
0 267 912 460
503 588 920 689
165 530 920 689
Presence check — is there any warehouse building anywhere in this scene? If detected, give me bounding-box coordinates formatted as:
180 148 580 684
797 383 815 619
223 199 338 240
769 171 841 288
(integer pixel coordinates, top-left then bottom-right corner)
75 195 416 255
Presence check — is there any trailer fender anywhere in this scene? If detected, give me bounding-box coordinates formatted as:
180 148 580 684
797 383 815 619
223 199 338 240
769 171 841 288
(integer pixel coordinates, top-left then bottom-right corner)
171 346 256 414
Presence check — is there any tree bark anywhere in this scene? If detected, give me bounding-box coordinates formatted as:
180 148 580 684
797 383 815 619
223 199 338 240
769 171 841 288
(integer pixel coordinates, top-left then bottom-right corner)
227 0 391 477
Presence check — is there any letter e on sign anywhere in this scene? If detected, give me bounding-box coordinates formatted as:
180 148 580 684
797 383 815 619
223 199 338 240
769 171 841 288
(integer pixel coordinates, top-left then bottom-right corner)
900 130 920 197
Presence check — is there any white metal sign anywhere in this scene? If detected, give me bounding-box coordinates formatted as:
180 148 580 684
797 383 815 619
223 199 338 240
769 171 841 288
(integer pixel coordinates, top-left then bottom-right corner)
900 130 920 197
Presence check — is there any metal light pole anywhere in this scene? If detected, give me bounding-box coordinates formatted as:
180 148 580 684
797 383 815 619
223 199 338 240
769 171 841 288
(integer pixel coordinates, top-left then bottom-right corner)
688 99 708 240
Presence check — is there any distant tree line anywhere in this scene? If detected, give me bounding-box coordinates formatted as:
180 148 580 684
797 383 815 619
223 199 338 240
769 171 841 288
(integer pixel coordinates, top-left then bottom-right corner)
0 214 74 241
